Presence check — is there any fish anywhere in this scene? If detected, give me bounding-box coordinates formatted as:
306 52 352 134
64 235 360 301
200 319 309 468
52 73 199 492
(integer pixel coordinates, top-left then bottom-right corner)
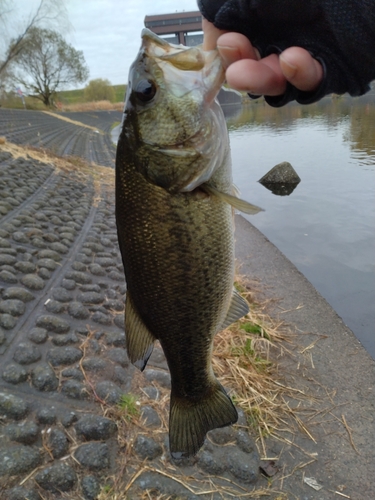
115 28 263 459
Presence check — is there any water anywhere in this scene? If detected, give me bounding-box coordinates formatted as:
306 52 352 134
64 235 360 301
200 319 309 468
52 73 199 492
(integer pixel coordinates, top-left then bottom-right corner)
225 96 375 358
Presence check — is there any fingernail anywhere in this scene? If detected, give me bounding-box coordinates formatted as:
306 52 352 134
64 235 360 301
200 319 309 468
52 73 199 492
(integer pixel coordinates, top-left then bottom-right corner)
217 45 239 68
280 54 297 79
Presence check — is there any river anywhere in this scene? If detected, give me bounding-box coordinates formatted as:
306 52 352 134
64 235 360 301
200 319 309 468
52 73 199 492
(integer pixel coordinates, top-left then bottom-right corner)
225 94 375 359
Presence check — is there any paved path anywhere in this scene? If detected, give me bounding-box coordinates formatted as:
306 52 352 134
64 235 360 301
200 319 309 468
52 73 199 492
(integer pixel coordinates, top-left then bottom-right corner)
0 109 373 500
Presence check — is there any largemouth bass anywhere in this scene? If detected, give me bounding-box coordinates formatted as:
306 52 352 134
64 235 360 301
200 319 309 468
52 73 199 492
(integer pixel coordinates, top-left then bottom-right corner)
116 29 262 459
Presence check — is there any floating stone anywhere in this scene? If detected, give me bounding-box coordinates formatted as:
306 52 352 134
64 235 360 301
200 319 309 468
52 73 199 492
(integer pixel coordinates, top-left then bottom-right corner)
47 346 82 366
21 274 45 290
5 421 39 445
2 363 28 384
75 415 117 441
2 287 34 302
35 463 77 493
13 342 41 364
0 299 26 316
31 364 59 391
36 314 70 333
67 302 90 320
0 445 41 476
259 161 301 196
75 443 109 471
27 327 48 344
134 435 163 460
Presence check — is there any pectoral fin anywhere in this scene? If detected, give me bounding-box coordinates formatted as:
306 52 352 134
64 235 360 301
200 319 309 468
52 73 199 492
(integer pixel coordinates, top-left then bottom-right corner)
125 292 156 371
203 184 264 215
220 288 249 331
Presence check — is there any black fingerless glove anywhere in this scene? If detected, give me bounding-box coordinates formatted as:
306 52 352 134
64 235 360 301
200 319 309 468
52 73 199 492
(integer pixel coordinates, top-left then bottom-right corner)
198 0 375 106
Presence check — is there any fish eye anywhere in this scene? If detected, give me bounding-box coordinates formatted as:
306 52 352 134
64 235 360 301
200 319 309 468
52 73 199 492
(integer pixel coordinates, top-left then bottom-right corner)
134 79 157 103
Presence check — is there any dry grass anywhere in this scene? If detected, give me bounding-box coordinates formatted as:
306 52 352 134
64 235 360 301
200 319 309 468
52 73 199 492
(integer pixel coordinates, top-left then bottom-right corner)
60 100 124 112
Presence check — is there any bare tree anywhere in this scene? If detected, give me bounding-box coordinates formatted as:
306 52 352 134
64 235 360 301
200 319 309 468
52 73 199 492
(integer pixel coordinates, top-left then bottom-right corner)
0 0 70 77
10 27 89 106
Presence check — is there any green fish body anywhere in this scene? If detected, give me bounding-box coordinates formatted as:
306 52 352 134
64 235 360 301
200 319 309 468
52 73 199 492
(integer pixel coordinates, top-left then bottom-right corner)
116 29 259 458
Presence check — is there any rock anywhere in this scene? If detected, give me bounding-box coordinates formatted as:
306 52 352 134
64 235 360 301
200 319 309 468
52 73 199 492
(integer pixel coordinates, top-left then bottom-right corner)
144 369 171 389
51 332 79 346
208 426 236 445
81 357 108 372
82 475 101 500
27 327 48 344
225 447 260 483
31 364 59 391
5 421 39 444
0 445 41 476
5 486 41 500
0 299 25 316
134 435 163 460
106 347 129 367
75 442 109 471
61 380 88 399
21 274 45 290
2 363 28 384
0 270 17 283
95 381 123 404
0 313 17 329
2 287 34 302
44 299 65 313
141 406 161 427
35 463 77 492
259 161 301 196
36 407 57 424
50 242 69 254
47 346 82 366
0 392 29 419
36 314 70 333
92 311 112 325
65 270 92 284
75 415 117 441
49 428 69 458
52 287 74 302
37 249 62 261
197 450 226 475
15 261 36 273
77 291 105 304
236 429 256 453
37 258 59 270
13 342 41 364
68 301 90 319
61 278 76 290
88 263 106 276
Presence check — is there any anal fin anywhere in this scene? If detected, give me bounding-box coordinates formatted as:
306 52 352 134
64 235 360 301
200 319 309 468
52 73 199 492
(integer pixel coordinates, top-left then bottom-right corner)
125 292 156 371
220 288 249 331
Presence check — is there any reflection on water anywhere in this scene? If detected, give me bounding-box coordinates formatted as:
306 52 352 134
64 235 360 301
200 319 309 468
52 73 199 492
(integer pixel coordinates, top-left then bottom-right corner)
227 94 375 358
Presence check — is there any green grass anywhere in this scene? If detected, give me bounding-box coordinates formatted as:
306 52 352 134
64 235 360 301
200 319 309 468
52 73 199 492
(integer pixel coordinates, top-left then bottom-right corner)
57 84 126 104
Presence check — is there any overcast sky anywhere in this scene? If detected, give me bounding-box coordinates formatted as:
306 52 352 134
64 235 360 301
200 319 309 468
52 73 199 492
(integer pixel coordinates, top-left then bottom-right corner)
8 1 199 87
66 0 199 86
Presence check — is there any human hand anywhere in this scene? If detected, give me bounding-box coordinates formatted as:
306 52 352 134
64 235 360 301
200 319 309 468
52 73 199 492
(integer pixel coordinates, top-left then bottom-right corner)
202 19 323 97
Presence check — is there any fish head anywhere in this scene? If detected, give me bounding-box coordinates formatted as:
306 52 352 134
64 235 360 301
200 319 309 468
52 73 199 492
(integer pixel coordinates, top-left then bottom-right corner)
120 28 228 192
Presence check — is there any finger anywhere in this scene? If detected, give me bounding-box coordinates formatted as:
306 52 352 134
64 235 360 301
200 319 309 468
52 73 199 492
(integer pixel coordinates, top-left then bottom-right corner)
280 47 323 91
217 32 260 68
225 55 287 96
202 19 227 50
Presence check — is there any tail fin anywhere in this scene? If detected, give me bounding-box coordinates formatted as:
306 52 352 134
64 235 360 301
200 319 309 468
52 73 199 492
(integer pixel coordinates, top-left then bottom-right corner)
169 382 238 459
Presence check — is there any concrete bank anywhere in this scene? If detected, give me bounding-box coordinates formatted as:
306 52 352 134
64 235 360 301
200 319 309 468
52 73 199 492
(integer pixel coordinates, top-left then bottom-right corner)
235 214 375 499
